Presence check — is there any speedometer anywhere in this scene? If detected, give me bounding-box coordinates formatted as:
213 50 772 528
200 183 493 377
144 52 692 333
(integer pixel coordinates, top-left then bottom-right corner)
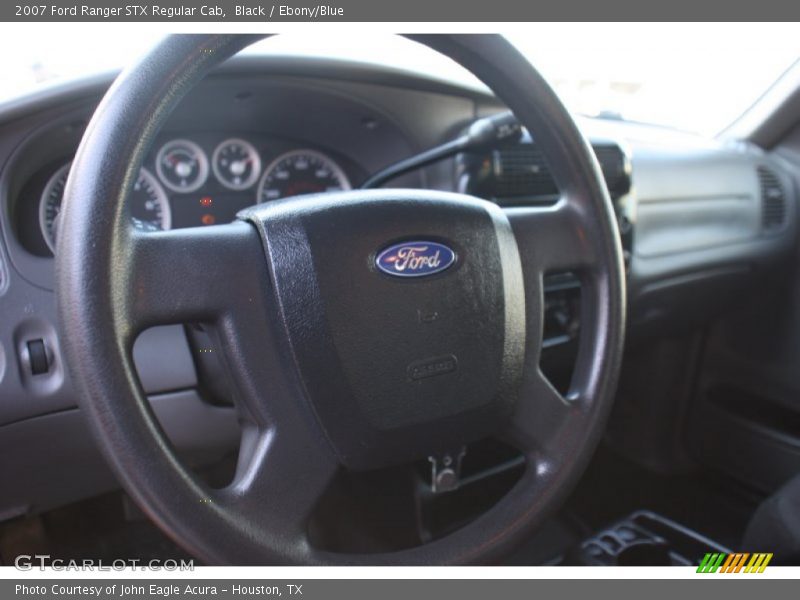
256 149 350 202
39 163 171 253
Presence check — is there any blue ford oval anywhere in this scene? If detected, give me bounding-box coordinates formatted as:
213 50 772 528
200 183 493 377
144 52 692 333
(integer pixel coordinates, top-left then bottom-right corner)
375 241 457 278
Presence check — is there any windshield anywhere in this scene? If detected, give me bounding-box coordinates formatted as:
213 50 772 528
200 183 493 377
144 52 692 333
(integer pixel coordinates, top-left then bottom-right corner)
0 24 797 137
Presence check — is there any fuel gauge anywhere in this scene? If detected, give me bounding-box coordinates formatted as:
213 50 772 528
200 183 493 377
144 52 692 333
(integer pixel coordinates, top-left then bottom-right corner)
155 139 209 193
212 138 261 190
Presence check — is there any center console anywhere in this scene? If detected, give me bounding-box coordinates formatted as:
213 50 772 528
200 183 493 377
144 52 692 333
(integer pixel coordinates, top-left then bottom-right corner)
570 511 730 566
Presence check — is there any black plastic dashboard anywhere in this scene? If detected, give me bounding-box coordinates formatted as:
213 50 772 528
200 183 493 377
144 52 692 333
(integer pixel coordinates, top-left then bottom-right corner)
0 55 797 519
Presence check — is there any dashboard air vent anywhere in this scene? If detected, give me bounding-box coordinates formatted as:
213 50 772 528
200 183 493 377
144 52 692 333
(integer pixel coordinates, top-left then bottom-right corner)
493 145 559 198
468 142 630 206
758 167 786 231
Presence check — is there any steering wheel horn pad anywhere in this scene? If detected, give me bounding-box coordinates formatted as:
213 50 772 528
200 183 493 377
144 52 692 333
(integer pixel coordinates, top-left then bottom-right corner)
239 189 526 470
56 34 625 565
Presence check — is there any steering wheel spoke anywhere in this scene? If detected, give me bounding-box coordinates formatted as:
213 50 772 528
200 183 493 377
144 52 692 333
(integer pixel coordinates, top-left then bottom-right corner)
506 197 600 276
213 425 339 551
501 367 578 456
125 222 264 333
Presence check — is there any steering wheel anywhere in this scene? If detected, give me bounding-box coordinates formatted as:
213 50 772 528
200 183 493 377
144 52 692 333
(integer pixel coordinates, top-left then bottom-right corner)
55 34 625 565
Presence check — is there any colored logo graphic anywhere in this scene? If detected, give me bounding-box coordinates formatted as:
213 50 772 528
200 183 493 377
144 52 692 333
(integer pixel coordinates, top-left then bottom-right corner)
375 241 456 278
696 552 773 573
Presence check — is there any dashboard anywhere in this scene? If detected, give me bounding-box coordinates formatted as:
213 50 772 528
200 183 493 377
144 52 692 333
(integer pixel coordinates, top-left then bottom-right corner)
0 55 797 520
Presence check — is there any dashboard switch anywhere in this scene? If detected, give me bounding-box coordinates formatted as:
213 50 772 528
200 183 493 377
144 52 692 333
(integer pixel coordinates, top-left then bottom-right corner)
26 339 49 375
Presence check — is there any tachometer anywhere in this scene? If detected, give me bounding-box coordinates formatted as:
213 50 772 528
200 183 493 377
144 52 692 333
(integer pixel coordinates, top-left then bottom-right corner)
256 149 350 202
39 164 171 253
155 139 209 193
212 138 261 190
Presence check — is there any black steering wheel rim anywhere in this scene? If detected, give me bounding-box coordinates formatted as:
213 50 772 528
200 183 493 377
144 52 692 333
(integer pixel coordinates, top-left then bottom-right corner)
56 34 626 565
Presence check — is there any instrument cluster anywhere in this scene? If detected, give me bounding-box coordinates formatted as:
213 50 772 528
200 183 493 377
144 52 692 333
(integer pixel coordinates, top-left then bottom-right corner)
37 134 353 254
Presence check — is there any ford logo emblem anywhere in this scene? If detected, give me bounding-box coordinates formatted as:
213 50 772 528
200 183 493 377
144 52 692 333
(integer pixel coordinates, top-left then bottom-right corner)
375 241 457 278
